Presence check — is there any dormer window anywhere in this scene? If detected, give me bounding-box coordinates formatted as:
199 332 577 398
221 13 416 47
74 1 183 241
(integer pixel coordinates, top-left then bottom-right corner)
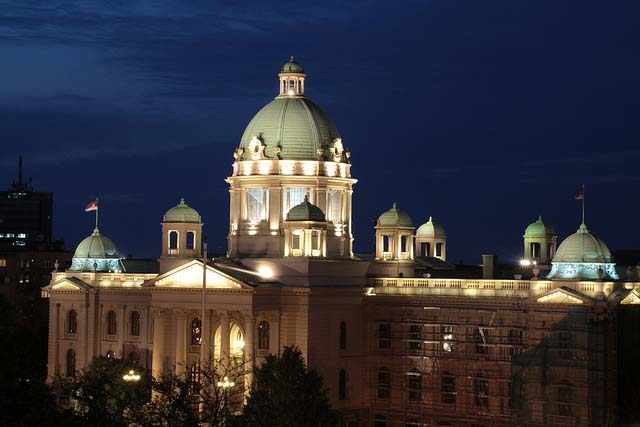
249 136 265 160
332 139 344 162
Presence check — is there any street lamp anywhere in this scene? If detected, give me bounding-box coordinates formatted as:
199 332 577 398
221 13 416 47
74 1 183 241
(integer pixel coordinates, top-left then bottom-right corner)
217 376 235 388
123 370 141 382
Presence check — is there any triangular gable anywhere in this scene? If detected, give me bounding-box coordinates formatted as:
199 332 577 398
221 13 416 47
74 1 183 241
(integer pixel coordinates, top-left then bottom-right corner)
45 276 92 291
145 260 249 289
536 287 590 304
621 289 640 305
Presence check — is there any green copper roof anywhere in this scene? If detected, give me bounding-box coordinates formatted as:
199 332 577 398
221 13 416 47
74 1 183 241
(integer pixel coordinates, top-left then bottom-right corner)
377 203 414 228
553 223 612 263
286 196 326 222
164 198 201 223
417 216 446 237
281 56 304 73
524 216 556 237
73 228 119 259
239 96 340 161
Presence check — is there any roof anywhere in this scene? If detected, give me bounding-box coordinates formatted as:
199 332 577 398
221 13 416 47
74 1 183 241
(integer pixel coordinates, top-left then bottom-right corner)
377 203 414 228
281 56 304 74
416 217 446 238
164 198 201 223
73 228 119 259
286 196 326 222
553 223 612 263
121 259 159 274
524 216 556 238
239 96 340 161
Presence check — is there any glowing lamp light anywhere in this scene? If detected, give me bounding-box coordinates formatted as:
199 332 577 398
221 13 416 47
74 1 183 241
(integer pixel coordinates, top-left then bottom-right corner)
288 89 295 96
123 370 141 382
217 376 235 388
519 259 531 267
257 266 274 279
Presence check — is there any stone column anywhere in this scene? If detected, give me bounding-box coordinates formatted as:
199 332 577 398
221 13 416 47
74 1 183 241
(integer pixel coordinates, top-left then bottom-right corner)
203 310 212 364
220 312 230 366
175 310 186 376
48 302 60 380
244 313 255 396
152 309 165 378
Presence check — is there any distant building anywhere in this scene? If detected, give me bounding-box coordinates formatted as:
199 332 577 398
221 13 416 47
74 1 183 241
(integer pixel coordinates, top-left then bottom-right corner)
44 58 640 427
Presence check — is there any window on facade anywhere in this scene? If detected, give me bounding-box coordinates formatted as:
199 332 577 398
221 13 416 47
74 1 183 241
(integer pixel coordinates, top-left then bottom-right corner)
327 189 342 222
382 235 390 253
378 322 391 349
191 318 202 345
66 349 76 377
377 367 391 399
558 384 573 416
130 311 140 337
474 327 489 354
189 364 200 392
436 242 443 257
283 188 308 217
442 325 454 353
339 321 347 350
530 242 541 259
129 351 140 365
509 329 523 357
339 369 346 400
420 242 430 257
107 310 117 336
558 332 575 360
405 417 420 427
292 231 302 251
0 259 6 267
441 371 456 404
67 310 78 334
186 231 195 250
408 324 421 350
400 235 408 252
407 369 422 401
258 321 270 350
247 188 267 223
474 375 489 408
169 231 178 250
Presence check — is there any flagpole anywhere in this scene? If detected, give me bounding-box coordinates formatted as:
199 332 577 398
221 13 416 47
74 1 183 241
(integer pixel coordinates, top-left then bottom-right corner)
96 197 99 229
582 185 585 225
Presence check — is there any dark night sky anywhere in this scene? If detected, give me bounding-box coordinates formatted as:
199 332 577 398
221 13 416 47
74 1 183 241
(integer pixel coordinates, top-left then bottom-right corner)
1 1 639 263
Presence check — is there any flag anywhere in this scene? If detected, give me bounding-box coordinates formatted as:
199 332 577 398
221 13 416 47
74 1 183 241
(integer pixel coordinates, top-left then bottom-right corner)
574 186 584 200
85 199 98 212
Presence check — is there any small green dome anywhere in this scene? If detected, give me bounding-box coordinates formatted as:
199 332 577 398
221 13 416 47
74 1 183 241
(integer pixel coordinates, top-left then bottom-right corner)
417 216 446 237
377 203 414 228
553 223 612 263
74 228 119 259
287 196 326 222
281 56 304 73
524 216 556 237
239 97 340 161
164 198 201 223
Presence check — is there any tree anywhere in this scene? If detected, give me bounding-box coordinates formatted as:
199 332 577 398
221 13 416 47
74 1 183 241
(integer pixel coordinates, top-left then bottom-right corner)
53 356 151 427
236 346 337 427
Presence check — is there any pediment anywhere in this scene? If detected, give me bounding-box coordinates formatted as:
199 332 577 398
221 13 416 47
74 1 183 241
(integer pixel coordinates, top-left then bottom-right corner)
46 277 92 291
621 289 640 305
145 260 248 289
536 287 589 304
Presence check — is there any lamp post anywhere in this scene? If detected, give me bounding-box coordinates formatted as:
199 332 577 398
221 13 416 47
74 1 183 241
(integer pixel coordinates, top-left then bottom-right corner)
217 376 235 389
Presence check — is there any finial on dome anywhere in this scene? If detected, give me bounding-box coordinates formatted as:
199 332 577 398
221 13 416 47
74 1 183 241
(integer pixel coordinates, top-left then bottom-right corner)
428 216 433 222
578 222 589 233
392 202 398 209
304 194 309 202
289 55 295 62
538 215 543 221
179 198 185 205
92 227 100 235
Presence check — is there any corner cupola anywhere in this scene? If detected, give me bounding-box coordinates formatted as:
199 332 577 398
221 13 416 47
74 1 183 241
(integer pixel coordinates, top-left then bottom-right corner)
523 216 557 264
160 198 203 273
416 216 447 260
375 203 415 261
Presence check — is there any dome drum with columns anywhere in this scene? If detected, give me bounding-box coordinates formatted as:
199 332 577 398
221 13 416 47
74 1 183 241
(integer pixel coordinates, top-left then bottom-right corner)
227 57 355 259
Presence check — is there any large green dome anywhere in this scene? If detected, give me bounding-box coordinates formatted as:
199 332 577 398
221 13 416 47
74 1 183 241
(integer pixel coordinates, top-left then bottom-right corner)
239 96 340 161
73 228 119 259
524 216 556 237
377 203 414 228
164 198 201 223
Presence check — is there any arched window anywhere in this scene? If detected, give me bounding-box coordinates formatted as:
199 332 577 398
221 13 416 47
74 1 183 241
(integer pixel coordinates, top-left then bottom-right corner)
258 321 270 350
169 231 178 252
339 369 346 400
130 311 140 337
66 349 76 377
377 367 391 399
189 364 200 391
67 309 77 334
186 231 195 250
441 371 456 404
407 369 422 401
129 351 140 365
339 321 347 350
191 318 201 345
107 310 117 336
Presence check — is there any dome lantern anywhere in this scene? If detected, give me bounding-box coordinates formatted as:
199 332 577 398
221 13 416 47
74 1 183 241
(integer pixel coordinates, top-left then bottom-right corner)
279 56 306 96
375 203 415 262
160 198 204 273
523 216 557 264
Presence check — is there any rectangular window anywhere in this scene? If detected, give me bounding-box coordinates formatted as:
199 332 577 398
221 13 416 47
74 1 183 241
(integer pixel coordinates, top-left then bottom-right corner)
283 187 310 217
247 188 267 223
378 322 391 349
474 377 489 408
408 324 421 350
0 259 6 267
441 373 456 404
327 189 342 222
442 325 454 353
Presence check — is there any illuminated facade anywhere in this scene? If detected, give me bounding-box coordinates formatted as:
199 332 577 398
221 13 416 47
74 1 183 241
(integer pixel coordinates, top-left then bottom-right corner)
44 58 640 427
